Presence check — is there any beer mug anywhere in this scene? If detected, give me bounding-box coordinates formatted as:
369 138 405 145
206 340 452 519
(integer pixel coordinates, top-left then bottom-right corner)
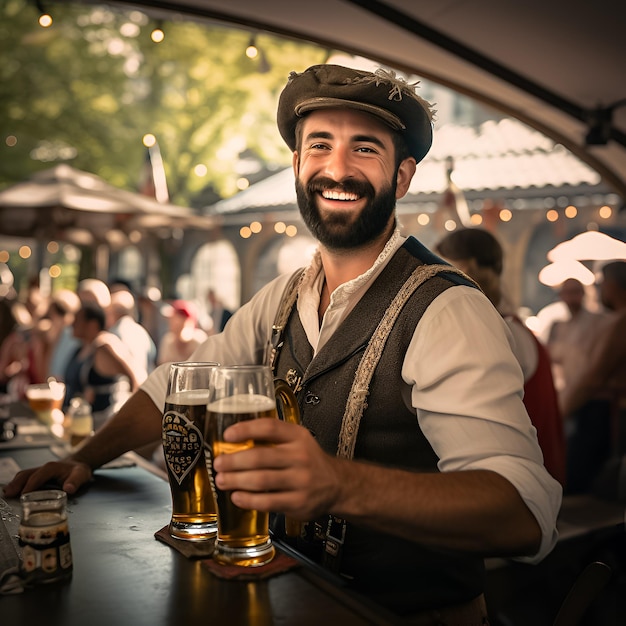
162 362 219 541
25 381 66 426
205 365 299 567
18 489 73 584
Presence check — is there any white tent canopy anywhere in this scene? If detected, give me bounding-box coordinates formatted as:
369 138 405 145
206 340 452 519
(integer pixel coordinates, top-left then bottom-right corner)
100 0 626 200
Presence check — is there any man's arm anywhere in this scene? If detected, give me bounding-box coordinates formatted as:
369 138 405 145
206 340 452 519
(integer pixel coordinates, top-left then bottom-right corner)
4 274 293 498
213 418 541 557
3 390 162 496
336 463 541 556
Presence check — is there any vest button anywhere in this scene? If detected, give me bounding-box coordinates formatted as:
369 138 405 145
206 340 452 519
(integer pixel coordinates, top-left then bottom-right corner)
305 391 320 405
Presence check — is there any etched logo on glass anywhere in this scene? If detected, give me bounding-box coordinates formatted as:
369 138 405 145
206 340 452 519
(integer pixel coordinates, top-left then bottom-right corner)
162 412 203 485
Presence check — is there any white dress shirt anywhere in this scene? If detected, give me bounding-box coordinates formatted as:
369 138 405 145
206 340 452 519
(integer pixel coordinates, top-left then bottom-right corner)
142 232 561 562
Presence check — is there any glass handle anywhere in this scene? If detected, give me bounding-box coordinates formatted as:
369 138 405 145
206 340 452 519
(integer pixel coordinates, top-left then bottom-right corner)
273 378 300 425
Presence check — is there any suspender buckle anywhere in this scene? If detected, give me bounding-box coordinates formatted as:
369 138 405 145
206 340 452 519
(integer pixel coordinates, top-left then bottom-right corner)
323 516 346 569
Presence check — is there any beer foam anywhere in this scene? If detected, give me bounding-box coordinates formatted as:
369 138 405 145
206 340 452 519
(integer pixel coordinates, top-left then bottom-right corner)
166 389 210 406
207 393 276 414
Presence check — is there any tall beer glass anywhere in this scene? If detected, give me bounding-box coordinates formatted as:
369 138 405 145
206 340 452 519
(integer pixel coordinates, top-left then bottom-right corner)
163 362 218 541
206 365 296 567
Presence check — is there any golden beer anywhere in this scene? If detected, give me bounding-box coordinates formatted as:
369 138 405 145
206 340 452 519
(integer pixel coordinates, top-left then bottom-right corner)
163 389 217 540
206 393 277 566
25 382 66 426
27 397 64 413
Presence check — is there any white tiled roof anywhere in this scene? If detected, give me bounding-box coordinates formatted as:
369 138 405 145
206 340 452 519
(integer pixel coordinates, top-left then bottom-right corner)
207 118 605 215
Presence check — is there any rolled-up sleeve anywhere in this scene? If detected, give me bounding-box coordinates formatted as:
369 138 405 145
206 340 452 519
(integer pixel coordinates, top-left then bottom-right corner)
140 274 292 412
402 285 562 562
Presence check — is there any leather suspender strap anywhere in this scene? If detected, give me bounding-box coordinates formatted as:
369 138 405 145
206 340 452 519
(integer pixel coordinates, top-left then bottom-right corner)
267 268 305 372
336 263 468 459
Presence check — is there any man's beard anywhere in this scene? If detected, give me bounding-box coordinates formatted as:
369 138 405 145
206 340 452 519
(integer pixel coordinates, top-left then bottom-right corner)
295 175 397 250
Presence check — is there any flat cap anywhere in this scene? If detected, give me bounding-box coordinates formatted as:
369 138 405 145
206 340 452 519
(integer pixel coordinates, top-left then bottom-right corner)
277 64 434 163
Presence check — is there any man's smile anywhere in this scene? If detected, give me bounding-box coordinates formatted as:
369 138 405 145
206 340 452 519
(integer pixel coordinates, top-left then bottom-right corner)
321 189 360 201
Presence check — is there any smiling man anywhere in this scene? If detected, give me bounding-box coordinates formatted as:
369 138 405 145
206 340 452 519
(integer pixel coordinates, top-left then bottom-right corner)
294 109 411 250
5 64 561 624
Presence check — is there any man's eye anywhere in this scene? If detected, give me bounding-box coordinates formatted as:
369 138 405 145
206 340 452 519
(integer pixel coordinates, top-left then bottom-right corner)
309 143 329 150
355 146 376 153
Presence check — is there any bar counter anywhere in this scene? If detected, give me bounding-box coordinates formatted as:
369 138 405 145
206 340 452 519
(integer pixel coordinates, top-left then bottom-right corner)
2 409 624 625
1 443 398 626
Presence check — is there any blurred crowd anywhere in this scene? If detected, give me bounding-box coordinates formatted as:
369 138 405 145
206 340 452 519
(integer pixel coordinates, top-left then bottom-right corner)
2 232 625 501
435 228 626 501
0 277 232 430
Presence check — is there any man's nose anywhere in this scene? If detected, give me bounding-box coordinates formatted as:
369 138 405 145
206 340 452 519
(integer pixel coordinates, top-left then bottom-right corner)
322 146 353 181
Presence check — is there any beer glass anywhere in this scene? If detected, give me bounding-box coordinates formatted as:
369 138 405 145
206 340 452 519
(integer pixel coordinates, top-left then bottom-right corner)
25 381 66 426
205 365 299 567
163 362 219 541
19 489 73 584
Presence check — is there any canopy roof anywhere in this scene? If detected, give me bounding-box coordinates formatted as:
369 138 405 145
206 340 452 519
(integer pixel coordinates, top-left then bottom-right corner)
0 164 214 246
209 118 616 216
98 0 626 199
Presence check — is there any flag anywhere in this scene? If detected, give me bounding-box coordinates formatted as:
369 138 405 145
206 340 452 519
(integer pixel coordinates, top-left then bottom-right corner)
433 157 471 231
139 141 169 204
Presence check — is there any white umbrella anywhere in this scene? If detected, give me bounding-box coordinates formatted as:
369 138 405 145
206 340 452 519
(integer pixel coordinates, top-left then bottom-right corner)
547 230 626 262
538 259 596 287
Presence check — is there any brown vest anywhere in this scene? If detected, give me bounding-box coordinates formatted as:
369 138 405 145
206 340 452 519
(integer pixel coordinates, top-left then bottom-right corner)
273 237 486 614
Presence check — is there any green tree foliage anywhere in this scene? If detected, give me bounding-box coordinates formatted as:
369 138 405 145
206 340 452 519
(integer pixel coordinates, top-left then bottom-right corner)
0 0 328 205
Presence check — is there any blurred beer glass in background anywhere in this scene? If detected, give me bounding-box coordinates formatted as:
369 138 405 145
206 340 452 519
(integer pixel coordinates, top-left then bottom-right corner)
205 365 280 567
162 362 219 541
25 380 66 426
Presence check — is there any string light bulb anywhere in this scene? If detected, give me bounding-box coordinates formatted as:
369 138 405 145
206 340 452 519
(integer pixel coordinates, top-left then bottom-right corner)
39 12 52 27
151 21 165 43
36 1 52 27
142 133 157 148
245 36 258 59
245 35 271 72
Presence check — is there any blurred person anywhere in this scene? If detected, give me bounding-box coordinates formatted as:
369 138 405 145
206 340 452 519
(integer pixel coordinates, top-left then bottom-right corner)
136 287 168 349
205 288 233 334
0 297 17 348
5 64 561 621
157 299 207 365
0 278 52 396
0 298 18 394
0 301 37 398
77 278 111 309
31 289 82 383
22 277 48 323
64 302 146 429
547 278 609 401
560 261 626 495
436 227 566 485
109 278 134 294
107 289 156 376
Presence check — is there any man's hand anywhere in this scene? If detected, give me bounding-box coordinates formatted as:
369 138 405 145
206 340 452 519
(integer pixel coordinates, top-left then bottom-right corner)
3 459 93 497
211 418 544 557
3 390 164 499
212 418 340 521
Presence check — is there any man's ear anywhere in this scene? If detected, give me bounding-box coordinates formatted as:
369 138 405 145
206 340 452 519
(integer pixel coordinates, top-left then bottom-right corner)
292 151 300 176
395 157 417 199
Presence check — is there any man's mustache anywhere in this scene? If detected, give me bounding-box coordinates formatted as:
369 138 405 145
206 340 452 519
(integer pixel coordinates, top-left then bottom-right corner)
306 177 375 198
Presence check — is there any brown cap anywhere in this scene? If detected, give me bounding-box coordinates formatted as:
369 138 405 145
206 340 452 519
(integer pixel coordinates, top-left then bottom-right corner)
277 64 434 163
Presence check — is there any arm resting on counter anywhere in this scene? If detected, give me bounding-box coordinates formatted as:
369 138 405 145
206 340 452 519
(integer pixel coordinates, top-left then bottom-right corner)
3 390 162 496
